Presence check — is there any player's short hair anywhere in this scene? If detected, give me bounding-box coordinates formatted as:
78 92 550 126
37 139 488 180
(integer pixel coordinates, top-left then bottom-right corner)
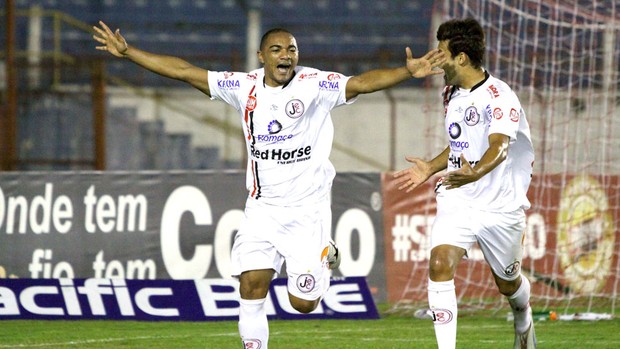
437 18 485 69
260 28 294 50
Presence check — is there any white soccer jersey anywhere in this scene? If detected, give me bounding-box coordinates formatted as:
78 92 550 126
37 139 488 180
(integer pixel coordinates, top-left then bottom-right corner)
437 72 535 212
208 67 353 206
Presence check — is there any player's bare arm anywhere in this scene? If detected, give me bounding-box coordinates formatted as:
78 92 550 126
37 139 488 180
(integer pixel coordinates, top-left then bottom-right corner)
443 133 510 189
394 146 450 192
93 21 211 96
345 48 445 101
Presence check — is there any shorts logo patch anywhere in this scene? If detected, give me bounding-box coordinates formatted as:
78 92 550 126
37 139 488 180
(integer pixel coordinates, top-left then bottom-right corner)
505 261 521 276
431 308 454 324
297 274 316 293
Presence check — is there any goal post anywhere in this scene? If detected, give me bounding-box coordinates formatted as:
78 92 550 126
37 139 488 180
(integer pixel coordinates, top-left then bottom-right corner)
384 0 620 316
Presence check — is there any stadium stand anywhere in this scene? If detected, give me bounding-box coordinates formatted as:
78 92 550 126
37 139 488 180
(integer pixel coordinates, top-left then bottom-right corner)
4 0 434 170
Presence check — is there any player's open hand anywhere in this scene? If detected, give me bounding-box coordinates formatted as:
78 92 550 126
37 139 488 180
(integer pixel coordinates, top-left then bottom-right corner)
93 21 128 58
393 156 432 192
405 48 445 78
443 154 479 189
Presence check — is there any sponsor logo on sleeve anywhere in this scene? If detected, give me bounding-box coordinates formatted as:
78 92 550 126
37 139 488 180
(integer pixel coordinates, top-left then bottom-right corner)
318 79 340 91
217 73 240 90
487 84 500 98
493 107 503 120
327 73 342 81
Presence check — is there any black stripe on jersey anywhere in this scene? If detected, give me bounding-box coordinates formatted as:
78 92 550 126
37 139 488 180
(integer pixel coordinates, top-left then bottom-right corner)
252 160 261 199
249 108 256 145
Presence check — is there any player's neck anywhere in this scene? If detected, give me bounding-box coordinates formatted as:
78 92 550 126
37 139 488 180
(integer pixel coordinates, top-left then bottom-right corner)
458 68 487 90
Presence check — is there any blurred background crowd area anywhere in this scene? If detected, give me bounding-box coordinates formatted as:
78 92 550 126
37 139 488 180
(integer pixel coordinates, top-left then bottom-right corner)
1 0 440 171
0 0 618 174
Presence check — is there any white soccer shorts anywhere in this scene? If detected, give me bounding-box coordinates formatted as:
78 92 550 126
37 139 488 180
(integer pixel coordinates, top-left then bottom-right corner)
431 196 526 281
231 196 333 301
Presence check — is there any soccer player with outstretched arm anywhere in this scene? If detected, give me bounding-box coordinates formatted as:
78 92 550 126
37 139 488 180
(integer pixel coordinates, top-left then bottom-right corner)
93 21 445 348
394 18 536 349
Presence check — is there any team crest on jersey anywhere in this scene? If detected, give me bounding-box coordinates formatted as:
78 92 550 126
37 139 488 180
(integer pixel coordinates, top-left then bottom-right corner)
268 120 282 134
464 106 480 126
297 274 316 293
285 99 305 119
246 95 257 111
448 122 461 139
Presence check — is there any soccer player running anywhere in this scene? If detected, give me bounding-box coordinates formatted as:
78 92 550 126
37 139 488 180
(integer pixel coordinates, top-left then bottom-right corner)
93 21 445 348
394 18 536 349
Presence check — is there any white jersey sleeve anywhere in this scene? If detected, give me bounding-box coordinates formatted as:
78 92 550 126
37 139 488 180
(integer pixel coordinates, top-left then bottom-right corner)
207 70 257 111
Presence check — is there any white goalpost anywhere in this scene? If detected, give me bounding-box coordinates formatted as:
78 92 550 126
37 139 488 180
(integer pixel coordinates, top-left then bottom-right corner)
389 0 619 316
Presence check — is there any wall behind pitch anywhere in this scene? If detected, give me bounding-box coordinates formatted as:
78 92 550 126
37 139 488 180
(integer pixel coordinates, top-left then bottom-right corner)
0 171 387 302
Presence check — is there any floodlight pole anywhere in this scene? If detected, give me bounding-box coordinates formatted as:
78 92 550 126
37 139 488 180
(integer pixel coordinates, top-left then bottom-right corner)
2 0 18 171
245 2 262 71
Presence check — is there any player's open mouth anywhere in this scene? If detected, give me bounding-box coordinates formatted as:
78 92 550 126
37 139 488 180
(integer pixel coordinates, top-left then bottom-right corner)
277 64 291 73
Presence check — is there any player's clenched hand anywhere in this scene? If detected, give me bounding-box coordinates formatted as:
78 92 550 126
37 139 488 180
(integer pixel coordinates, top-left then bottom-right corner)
393 156 432 192
93 21 128 58
443 154 479 189
405 47 445 78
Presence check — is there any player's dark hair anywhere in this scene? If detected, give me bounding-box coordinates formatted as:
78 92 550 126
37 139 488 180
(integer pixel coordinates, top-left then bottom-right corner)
437 18 485 69
260 28 294 50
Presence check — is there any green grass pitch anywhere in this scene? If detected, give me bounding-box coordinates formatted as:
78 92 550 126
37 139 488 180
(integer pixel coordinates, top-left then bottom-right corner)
0 313 618 348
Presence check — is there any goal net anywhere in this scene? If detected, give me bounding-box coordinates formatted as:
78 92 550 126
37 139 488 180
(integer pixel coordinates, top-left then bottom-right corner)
386 0 620 316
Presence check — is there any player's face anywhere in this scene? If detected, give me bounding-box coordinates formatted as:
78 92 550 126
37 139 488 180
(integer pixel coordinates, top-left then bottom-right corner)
259 32 299 87
437 40 460 86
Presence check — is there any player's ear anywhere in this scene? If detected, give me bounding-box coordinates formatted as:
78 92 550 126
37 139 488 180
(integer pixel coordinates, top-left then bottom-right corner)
257 51 265 65
458 52 472 67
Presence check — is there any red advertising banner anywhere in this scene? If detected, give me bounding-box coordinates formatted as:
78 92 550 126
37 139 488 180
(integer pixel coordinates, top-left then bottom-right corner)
382 173 619 309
